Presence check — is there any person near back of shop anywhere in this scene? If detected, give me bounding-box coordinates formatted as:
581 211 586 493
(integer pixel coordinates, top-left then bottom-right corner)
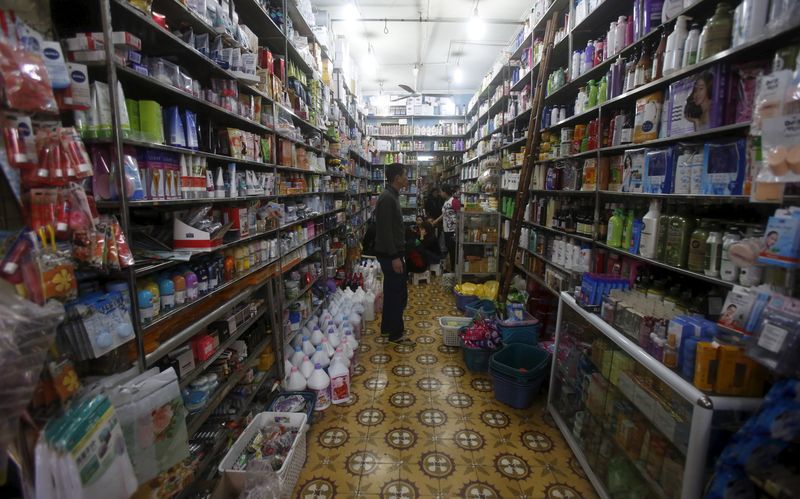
434 185 461 273
373 163 413 345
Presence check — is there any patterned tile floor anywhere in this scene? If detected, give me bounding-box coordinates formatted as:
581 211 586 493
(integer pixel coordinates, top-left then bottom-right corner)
293 282 598 499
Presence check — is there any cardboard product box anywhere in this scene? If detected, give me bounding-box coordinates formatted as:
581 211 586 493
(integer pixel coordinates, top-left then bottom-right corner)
668 65 726 137
63 31 142 51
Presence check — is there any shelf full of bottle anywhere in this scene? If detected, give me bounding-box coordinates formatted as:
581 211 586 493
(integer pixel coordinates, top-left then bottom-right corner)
366 120 468 137
375 138 467 153
498 191 798 293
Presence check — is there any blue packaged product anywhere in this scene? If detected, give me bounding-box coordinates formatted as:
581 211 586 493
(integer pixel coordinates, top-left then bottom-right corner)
183 109 198 150
701 139 746 195
163 106 186 147
643 147 674 193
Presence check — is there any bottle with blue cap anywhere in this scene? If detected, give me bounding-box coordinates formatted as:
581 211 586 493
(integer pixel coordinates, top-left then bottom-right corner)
138 289 153 324
158 276 175 312
291 345 305 367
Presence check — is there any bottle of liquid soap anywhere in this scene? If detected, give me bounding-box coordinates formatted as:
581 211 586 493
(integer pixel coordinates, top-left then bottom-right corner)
329 356 351 405
719 228 741 281
307 363 331 411
682 22 701 67
699 3 733 60
665 210 694 268
639 199 661 258
704 228 723 277
606 208 624 248
687 221 710 273
622 209 635 250
666 15 690 75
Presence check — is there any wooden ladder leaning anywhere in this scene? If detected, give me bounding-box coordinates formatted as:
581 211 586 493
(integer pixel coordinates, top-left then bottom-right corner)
499 12 561 304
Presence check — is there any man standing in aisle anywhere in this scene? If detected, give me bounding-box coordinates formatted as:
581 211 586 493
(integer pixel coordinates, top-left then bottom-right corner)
374 164 413 345
436 185 461 273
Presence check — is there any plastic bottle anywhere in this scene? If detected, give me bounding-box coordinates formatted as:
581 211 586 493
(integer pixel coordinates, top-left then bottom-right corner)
687 221 710 273
312 345 330 369
652 28 668 80
291 345 305 367
587 80 599 108
157 277 174 313
310 327 325 346
300 355 315 379
327 326 341 349
699 3 732 61
183 270 200 303
615 16 627 54
138 289 154 324
682 23 701 67
329 356 351 405
606 209 624 248
172 274 186 306
286 366 307 391
307 363 331 411
598 76 608 104
301 336 315 356
665 15 689 75
196 265 208 296
719 229 741 282
665 210 694 268
704 229 723 277
573 50 583 79
607 22 618 57
343 330 359 355
622 210 635 250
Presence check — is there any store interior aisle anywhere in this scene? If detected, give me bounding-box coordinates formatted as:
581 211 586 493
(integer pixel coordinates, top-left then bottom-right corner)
293 282 597 499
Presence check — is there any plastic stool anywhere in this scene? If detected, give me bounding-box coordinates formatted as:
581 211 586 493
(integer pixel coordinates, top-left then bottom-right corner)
429 262 442 277
412 271 431 285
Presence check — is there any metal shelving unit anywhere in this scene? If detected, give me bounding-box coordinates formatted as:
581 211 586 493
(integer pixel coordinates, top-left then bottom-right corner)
549 293 762 499
456 211 501 283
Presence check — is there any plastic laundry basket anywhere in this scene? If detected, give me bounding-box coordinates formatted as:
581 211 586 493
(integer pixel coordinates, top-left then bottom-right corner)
219 412 308 497
496 312 541 345
462 345 498 372
490 367 546 409
489 344 551 382
439 316 473 347
464 299 496 318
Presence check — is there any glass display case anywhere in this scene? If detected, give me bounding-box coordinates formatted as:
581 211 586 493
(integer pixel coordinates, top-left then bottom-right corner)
456 211 501 283
548 293 762 499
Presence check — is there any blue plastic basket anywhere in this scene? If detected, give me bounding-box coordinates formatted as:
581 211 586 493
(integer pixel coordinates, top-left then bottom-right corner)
489 344 551 382
462 345 497 372
454 291 480 312
497 321 541 345
490 367 546 409
267 391 316 422
464 299 496 318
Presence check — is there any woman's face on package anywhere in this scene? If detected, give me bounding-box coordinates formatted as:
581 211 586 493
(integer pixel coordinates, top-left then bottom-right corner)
693 79 709 105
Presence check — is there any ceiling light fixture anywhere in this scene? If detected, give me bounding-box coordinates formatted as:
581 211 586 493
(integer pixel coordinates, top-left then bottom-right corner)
343 2 359 20
362 43 378 76
467 3 485 40
453 62 463 84
412 64 419 77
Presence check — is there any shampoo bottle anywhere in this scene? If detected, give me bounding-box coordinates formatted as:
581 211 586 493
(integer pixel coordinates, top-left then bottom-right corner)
666 15 690 74
699 3 732 61
606 209 624 248
719 228 741 282
704 229 723 277
682 23 701 67
622 209 635 250
639 199 661 259
687 221 710 273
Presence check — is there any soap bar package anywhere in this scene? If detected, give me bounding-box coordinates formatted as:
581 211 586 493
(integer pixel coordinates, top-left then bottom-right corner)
701 139 746 195
643 147 674 193
622 148 645 193
633 91 663 143
673 143 704 194
725 61 769 125
668 65 727 137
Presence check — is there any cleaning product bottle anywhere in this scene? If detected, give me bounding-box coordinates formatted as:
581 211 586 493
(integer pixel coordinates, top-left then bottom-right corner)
137 289 153 324
310 327 325 346
320 336 335 358
687 221 710 273
655 205 672 261
699 3 732 61
300 355 315 379
291 345 305 367
312 345 330 369
286 366 307 391
307 363 331 411
639 199 661 258
622 210 635 250
301 336 315 356
704 228 723 277
719 228 741 282
329 356 351 405
327 326 341 349
665 209 694 268
665 15 689 74
682 23 701 67
606 208 624 248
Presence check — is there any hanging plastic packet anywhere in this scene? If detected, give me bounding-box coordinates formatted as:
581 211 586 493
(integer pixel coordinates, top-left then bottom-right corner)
59 127 92 179
0 10 58 113
2 112 37 167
